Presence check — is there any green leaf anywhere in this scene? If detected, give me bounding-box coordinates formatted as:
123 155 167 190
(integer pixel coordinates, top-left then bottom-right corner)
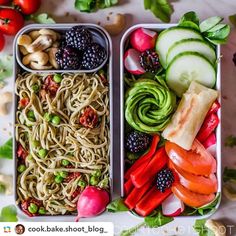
206 23 227 32
205 25 230 40
195 193 221 216
0 138 13 159
194 219 214 236
200 16 223 32
106 198 129 212
179 21 200 31
0 55 13 82
32 13 56 24
225 135 236 148
145 211 173 228
0 205 18 222
229 14 236 27
145 0 173 23
179 11 200 26
223 167 236 182
74 0 96 12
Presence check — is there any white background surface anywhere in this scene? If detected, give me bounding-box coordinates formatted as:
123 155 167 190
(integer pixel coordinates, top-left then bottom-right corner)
1 0 236 235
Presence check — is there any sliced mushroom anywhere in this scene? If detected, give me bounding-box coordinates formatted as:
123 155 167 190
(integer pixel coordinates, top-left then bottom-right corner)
19 46 29 55
205 219 226 236
0 92 12 116
39 28 58 41
27 35 54 53
17 34 32 46
30 62 53 70
48 47 59 69
23 51 49 66
29 30 40 40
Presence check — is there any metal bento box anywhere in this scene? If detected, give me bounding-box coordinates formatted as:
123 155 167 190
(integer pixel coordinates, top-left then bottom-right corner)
13 23 113 217
120 24 221 219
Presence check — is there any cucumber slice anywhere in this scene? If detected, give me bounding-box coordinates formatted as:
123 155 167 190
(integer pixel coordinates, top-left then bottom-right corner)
166 38 216 65
156 27 203 68
166 52 216 96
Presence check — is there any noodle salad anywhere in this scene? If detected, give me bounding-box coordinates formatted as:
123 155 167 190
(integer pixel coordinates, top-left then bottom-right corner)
15 72 110 216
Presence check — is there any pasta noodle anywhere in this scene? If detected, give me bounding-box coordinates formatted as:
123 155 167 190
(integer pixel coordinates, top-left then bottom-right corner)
15 72 110 215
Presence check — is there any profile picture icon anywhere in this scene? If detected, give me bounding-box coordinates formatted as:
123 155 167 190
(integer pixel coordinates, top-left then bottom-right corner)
15 224 25 235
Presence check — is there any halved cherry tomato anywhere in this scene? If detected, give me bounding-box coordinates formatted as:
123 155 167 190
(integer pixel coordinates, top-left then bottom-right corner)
0 32 5 51
0 8 24 35
13 0 41 15
169 160 218 195
165 139 216 176
171 183 215 208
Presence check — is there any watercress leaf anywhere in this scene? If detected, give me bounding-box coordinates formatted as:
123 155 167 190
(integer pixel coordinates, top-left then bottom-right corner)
0 55 13 82
33 13 56 24
205 24 230 40
223 167 236 182
200 16 223 32
0 138 13 160
179 21 200 31
225 135 236 148
194 219 215 236
107 198 129 212
144 211 173 228
229 14 236 27
0 205 18 222
179 11 199 25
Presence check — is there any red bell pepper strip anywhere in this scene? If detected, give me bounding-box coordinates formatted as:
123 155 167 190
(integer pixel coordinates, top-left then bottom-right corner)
124 178 134 196
124 135 160 180
19 97 29 108
207 100 221 116
203 132 216 149
135 186 172 217
130 147 168 188
197 113 219 143
17 144 28 160
124 182 151 210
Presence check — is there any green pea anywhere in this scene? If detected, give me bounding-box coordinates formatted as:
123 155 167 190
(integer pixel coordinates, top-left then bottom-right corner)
28 203 38 214
55 175 64 184
17 164 26 173
61 159 70 166
38 207 46 215
26 155 33 161
0 183 6 193
38 149 47 158
92 169 102 177
53 74 62 83
52 115 61 125
59 171 68 178
27 110 35 121
32 84 40 93
31 140 40 148
78 180 86 187
44 113 53 122
90 176 99 186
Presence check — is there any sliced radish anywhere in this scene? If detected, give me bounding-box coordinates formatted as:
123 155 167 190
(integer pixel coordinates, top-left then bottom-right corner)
130 28 158 52
124 48 145 75
162 193 185 217
203 133 216 157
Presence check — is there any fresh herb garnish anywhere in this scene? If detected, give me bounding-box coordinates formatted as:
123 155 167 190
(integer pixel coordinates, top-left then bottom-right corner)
0 55 13 88
0 138 13 160
74 0 118 13
194 219 214 236
144 0 173 23
106 198 129 212
179 11 200 30
0 205 18 222
121 211 173 236
225 135 236 148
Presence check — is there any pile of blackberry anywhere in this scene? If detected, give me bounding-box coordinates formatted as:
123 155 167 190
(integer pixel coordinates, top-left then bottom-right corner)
55 26 106 70
156 168 174 193
125 131 151 153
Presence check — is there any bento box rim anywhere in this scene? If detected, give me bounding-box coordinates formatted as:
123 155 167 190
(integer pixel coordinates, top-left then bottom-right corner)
14 23 110 73
120 23 222 220
13 23 113 218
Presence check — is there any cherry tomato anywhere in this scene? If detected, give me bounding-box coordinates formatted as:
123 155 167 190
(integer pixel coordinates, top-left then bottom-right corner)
165 139 216 176
172 183 215 208
0 0 11 4
0 32 5 51
169 160 218 195
13 0 41 15
0 8 24 35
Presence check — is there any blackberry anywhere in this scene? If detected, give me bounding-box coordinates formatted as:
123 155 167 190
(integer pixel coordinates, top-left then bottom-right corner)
140 49 162 73
125 131 151 153
55 46 82 70
82 43 106 70
156 168 174 193
65 26 92 50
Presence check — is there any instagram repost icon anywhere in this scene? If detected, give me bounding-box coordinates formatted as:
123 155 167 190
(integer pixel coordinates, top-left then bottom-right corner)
3 226 11 233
